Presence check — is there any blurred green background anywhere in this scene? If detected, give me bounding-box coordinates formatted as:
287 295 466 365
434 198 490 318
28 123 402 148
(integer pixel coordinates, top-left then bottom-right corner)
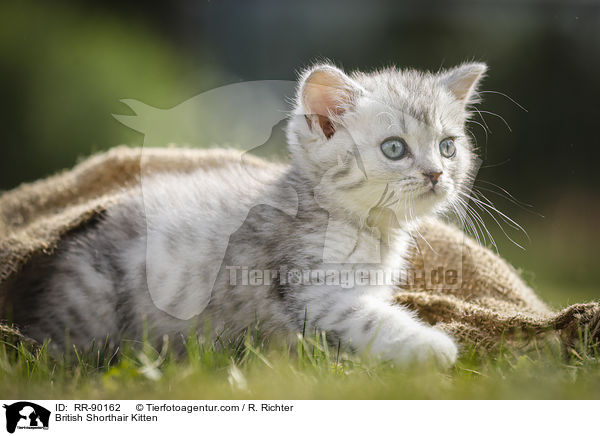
0 0 598 306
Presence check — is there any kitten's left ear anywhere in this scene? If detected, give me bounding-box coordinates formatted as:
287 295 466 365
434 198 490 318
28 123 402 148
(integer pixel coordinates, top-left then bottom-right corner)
440 62 487 105
298 64 362 139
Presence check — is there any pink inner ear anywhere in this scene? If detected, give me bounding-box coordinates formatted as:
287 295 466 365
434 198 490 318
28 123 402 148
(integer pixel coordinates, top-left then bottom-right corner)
303 68 355 116
302 69 356 139
304 82 346 117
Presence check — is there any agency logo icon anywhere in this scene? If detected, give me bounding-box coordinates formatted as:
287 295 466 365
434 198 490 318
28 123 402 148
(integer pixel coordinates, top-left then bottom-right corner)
2 402 50 434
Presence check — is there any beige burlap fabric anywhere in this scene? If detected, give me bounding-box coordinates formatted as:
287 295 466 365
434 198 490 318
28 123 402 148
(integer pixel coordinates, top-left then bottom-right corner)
1 146 598 352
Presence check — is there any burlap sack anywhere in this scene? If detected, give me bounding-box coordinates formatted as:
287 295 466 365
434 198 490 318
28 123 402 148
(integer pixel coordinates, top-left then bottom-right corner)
1 146 598 353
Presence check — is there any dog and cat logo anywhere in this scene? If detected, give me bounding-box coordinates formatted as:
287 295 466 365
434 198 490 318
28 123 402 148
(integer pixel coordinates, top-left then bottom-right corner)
2 402 50 433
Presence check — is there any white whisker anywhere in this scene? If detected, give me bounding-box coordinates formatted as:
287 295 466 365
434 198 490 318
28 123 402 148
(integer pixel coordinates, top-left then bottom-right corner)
479 90 528 112
477 110 512 133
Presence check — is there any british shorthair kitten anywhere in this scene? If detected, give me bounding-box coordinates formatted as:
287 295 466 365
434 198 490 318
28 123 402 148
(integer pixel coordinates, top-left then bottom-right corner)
10 62 486 367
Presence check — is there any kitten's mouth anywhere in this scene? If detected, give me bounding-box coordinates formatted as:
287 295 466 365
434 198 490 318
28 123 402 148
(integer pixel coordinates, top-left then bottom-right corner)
414 185 449 205
417 187 437 198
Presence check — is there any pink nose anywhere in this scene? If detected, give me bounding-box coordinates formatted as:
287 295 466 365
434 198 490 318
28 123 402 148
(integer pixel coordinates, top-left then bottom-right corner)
423 171 442 185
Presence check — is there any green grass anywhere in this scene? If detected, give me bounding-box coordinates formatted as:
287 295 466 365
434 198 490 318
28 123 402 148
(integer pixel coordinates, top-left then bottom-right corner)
1 321 599 400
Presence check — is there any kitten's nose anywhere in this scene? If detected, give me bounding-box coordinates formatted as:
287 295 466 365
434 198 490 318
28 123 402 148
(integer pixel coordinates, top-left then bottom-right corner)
423 171 442 185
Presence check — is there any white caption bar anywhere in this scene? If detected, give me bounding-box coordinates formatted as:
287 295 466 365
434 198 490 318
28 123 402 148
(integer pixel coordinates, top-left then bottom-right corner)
1 400 596 435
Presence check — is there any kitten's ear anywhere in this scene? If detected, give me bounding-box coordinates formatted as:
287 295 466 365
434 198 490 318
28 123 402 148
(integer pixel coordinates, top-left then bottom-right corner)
440 63 487 105
298 64 360 139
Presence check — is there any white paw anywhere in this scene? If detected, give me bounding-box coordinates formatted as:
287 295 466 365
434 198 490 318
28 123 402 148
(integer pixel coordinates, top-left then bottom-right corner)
394 327 458 368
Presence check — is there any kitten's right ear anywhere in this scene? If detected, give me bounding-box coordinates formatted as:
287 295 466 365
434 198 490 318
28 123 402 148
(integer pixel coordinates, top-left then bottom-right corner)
440 62 487 105
298 64 360 139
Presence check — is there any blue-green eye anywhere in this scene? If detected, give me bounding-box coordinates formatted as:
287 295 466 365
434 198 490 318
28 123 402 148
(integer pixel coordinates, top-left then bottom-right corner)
439 138 456 158
381 137 408 160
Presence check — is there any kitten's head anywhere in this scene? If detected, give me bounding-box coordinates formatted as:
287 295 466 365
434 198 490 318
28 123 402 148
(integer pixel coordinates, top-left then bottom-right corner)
287 62 486 228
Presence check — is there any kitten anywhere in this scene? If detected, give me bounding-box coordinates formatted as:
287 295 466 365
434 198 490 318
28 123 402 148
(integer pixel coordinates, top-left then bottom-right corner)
9 62 486 367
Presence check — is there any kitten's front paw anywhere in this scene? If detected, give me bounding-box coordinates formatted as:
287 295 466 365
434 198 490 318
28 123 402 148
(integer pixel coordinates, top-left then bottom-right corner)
403 327 458 368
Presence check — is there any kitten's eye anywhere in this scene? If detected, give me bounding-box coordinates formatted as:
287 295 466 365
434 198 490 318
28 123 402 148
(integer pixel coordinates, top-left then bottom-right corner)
380 137 408 160
439 138 456 158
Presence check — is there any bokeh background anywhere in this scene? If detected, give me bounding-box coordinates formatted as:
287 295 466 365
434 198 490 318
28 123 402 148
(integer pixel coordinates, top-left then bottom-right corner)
1 0 598 306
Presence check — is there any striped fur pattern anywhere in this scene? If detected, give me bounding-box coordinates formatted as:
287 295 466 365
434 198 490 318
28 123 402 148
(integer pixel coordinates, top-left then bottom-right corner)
12 62 486 367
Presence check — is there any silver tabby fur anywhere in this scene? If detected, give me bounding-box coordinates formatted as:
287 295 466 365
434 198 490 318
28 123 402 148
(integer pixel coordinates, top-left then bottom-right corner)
9 62 487 366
